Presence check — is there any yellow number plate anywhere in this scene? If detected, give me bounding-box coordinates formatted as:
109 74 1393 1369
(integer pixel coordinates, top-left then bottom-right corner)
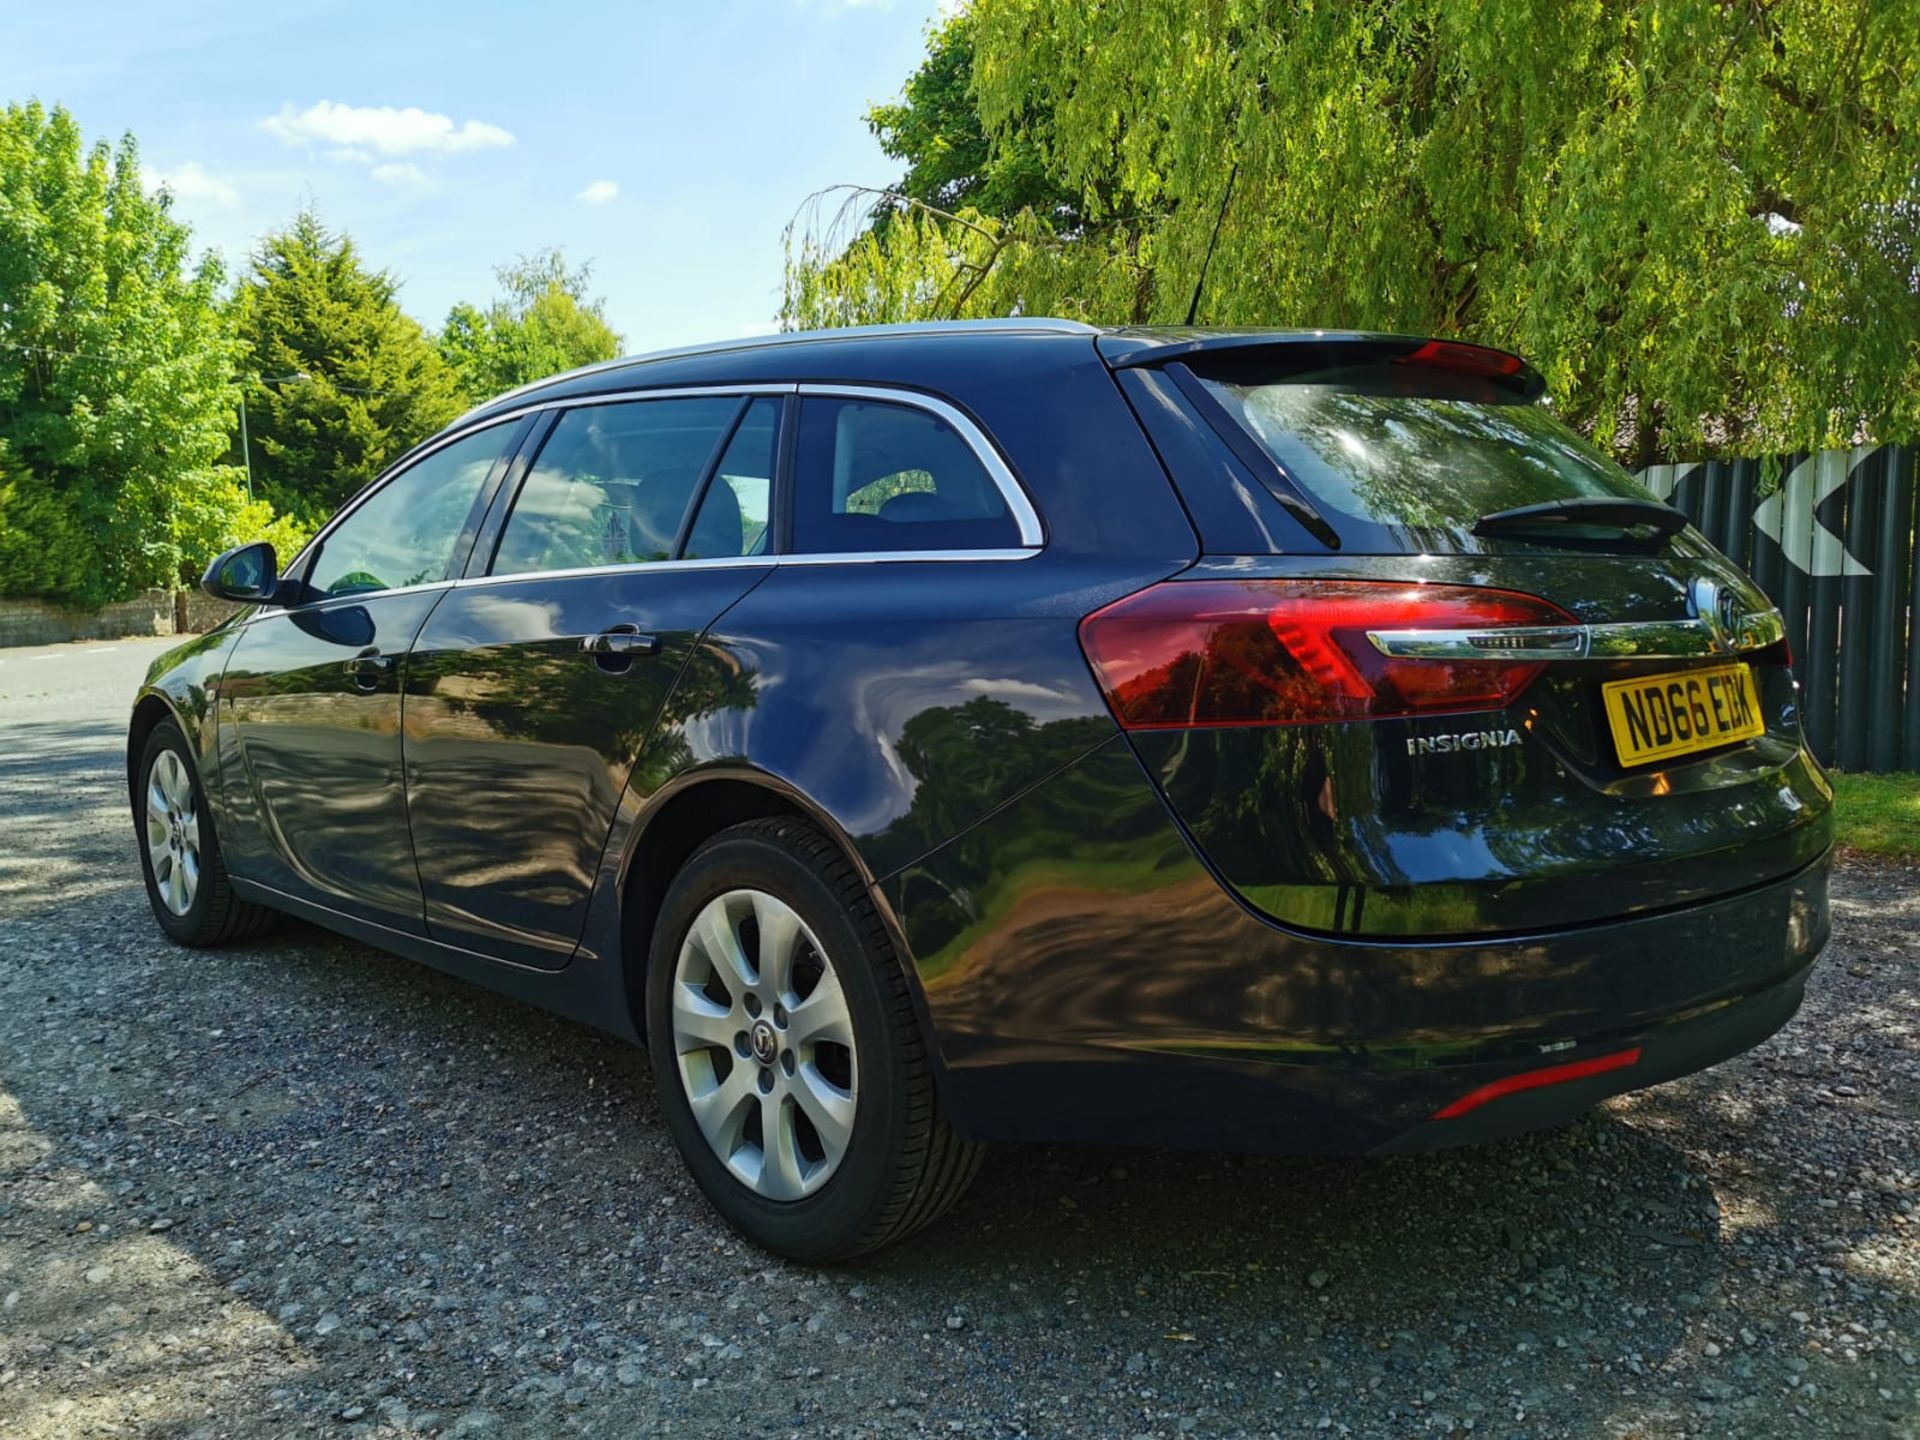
1602 663 1764 768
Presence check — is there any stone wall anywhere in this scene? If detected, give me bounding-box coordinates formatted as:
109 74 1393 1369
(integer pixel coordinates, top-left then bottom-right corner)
176 589 246 635
0 589 178 648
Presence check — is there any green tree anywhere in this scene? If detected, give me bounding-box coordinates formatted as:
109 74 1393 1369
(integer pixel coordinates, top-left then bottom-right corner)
0 102 253 604
234 208 464 522
786 0 1920 463
439 249 623 403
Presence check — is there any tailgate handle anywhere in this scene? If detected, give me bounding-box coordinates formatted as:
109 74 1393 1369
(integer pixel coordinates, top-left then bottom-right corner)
1367 608 1786 663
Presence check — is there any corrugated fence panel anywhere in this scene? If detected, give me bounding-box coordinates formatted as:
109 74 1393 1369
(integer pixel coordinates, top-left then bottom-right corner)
1866 446 1913 773
1638 443 1918 773
1835 447 1878 771
1905 446 1920 771
1805 452 1846 763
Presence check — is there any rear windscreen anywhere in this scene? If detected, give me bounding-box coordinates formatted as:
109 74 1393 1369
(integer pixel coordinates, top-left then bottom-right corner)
1194 361 1664 553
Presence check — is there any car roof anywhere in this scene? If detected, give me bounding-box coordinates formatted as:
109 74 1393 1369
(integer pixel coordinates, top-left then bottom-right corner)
453 318 1467 423
453 319 1105 427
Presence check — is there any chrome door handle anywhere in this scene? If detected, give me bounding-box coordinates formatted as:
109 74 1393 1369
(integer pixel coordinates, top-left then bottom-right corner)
582 628 660 658
344 648 394 690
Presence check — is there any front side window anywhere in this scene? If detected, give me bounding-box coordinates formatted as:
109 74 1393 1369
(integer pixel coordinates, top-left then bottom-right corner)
491 396 741 576
305 424 513 600
789 397 1021 554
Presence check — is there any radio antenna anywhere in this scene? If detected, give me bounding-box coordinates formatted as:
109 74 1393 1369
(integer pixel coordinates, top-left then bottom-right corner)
1183 161 1239 327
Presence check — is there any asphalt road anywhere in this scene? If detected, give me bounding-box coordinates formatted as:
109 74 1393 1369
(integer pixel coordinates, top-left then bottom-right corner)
1 636 1916 1439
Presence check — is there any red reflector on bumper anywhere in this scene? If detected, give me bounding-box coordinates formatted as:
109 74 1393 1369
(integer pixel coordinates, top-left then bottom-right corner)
1429 1047 1643 1120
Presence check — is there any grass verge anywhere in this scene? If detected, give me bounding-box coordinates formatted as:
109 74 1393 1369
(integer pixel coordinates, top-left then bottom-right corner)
1831 771 1920 861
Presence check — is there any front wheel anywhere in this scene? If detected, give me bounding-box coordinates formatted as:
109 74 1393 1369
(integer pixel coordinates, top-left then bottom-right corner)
135 719 277 946
646 818 982 1260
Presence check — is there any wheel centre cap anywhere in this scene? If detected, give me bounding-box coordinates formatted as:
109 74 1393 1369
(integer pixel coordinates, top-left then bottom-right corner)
749 1019 777 1065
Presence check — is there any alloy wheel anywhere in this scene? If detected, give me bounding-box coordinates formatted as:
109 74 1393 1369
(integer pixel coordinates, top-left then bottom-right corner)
670 888 858 1201
144 749 201 917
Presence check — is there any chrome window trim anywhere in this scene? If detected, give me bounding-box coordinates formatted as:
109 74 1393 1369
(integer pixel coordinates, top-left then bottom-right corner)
458 557 776 588
1367 607 1787 663
226 579 458 632
285 380 1046 597
793 382 1045 548
777 547 1039 566
470 383 798 439
448 547 1039 592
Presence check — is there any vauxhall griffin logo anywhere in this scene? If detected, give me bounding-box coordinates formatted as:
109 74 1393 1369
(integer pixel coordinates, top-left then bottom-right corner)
1688 576 1744 655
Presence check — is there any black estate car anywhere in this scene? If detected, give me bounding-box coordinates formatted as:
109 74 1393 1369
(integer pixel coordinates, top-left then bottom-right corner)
130 320 1832 1258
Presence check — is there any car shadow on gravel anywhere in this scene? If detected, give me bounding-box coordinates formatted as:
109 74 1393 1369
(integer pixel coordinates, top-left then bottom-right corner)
8 901 1900 1438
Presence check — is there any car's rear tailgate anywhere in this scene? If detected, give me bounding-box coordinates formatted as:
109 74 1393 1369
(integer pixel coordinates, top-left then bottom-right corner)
1107 551 1832 939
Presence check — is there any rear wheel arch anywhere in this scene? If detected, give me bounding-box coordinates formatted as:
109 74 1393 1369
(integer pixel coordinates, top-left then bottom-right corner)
617 774 917 1044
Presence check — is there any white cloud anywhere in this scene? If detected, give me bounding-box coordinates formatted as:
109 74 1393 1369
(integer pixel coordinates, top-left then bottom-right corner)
577 179 620 205
147 162 240 208
261 101 514 156
371 163 429 187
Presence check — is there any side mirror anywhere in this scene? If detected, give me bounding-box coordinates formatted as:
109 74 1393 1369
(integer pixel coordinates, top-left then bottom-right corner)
201 541 279 604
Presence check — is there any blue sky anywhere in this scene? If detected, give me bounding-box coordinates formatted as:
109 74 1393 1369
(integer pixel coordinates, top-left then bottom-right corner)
1 0 949 350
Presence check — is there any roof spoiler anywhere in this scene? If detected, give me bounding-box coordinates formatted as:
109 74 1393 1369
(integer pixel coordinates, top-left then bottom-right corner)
1097 330 1546 401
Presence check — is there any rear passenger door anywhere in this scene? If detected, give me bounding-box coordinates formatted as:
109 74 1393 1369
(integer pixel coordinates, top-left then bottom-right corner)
402 390 783 967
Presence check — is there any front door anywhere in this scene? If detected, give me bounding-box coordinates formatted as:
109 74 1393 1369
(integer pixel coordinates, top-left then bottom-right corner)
404 393 781 965
218 421 524 929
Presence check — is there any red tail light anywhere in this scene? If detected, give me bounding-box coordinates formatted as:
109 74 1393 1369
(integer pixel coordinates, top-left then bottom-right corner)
1077 579 1575 730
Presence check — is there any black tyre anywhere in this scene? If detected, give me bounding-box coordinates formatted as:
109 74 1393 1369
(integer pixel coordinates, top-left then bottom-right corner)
646 817 982 1260
135 719 277 947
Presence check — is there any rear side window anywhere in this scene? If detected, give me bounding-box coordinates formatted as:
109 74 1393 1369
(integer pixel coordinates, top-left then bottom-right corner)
1191 359 1661 553
492 396 739 576
684 398 779 560
789 397 1021 554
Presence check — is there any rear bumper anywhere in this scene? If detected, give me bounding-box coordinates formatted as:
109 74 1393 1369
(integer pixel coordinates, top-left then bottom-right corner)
1369 944 1813 1153
891 738 1831 1153
934 860 1823 1153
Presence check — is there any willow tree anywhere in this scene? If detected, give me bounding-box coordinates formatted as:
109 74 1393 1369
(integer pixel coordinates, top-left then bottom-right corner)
784 0 1920 463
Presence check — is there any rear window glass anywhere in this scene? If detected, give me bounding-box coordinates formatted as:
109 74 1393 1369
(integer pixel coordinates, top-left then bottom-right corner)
1195 362 1660 552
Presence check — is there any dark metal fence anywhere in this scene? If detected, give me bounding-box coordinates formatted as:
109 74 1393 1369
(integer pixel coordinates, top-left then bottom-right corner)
1638 445 1918 773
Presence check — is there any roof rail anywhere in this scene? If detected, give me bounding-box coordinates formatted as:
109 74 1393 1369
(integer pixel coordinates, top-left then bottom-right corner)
456 318 1102 425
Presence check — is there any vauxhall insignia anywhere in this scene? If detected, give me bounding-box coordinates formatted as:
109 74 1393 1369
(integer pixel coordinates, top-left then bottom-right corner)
1406 728 1524 756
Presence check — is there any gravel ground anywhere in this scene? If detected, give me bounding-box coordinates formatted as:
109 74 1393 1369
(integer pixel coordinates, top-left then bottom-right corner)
1 637 1916 1439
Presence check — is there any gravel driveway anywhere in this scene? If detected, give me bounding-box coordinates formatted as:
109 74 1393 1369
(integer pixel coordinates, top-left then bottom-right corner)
2 637 1915 1439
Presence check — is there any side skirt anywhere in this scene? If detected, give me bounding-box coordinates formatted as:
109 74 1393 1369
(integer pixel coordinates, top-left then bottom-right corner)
229 877 642 1045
